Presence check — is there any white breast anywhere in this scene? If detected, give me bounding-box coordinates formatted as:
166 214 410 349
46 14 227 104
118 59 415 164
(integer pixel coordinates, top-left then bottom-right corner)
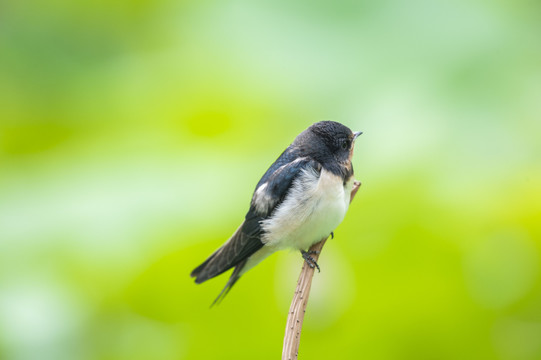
261 167 353 251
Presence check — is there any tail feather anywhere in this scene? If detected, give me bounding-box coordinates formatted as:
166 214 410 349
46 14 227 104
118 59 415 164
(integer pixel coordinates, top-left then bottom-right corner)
190 221 263 284
191 219 264 304
210 260 246 307
190 244 237 284
190 250 220 283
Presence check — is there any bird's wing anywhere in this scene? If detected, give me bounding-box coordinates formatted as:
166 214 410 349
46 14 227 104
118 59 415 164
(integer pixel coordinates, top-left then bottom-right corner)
250 152 321 217
191 154 321 284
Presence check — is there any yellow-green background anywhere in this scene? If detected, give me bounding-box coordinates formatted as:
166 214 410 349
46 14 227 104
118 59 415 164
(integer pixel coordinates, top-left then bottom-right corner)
1 0 540 359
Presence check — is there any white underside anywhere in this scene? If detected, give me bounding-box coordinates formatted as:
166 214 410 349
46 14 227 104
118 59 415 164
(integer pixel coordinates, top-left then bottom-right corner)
242 167 353 274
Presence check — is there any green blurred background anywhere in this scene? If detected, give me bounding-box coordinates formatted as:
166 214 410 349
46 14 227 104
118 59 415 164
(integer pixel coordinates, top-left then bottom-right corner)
1 0 540 359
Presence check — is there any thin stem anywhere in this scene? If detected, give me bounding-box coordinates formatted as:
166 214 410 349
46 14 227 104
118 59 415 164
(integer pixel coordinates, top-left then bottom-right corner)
281 180 361 360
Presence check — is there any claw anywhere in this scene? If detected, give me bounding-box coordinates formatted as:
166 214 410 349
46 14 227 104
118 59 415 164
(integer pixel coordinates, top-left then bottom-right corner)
330 232 334 239
300 250 321 272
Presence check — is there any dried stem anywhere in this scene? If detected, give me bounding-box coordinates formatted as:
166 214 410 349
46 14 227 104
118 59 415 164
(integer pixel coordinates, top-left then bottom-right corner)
281 180 361 360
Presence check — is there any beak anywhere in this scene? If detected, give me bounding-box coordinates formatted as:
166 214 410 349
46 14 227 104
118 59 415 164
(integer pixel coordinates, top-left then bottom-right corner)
353 131 363 140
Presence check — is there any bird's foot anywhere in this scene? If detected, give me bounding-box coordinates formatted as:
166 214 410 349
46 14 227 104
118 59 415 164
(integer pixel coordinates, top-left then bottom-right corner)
330 232 334 239
300 250 321 272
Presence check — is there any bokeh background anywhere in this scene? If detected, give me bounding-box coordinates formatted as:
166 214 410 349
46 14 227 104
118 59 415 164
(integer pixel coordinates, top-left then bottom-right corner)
1 0 540 359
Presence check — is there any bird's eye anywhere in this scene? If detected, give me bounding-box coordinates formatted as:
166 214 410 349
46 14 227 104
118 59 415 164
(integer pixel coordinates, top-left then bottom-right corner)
341 139 348 150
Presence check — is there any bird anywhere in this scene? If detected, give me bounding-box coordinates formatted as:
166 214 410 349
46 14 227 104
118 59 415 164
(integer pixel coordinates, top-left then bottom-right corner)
191 121 362 305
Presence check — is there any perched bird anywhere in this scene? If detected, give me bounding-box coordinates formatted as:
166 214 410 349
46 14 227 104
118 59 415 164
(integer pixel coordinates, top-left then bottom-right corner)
191 121 361 304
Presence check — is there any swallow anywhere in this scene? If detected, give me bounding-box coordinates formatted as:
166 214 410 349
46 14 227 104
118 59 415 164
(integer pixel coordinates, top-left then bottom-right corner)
191 121 361 304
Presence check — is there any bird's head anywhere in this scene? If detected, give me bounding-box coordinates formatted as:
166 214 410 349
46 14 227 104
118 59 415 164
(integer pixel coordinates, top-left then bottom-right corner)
301 121 361 164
